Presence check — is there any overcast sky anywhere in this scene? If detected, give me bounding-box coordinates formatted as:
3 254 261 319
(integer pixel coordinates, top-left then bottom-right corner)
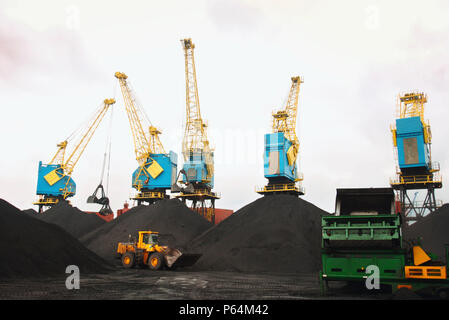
1 0 448 214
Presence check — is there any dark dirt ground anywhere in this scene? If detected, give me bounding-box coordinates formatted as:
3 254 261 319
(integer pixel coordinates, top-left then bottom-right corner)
0 268 396 300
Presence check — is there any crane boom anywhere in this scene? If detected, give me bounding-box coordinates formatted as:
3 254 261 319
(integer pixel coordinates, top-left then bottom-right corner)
181 38 213 181
54 98 115 176
272 76 303 166
115 72 165 165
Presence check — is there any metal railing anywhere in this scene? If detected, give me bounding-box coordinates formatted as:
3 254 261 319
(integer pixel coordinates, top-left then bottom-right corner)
390 173 442 185
175 189 221 199
131 191 165 200
256 182 305 195
33 197 60 206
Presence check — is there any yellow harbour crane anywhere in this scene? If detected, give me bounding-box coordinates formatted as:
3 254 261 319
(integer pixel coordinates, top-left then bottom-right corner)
257 76 304 196
34 98 116 213
115 72 177 205
174 38 219 223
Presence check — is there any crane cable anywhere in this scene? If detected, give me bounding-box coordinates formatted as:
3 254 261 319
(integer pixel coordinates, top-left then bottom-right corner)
104 106 113 195
65 101 105 144
99 90 116 196
105 81 119 195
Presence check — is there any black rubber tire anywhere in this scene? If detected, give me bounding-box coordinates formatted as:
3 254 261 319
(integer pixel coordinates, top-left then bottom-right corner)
121 252 135 268
148 252 164 270
438 289 449 300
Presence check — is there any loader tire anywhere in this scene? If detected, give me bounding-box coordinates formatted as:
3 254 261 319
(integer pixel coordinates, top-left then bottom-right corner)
438 289 449 300
148 252 164 270
121 252 135 268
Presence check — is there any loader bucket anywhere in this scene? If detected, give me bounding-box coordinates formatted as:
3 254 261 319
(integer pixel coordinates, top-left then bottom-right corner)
171 253 202 268
163 248 201 269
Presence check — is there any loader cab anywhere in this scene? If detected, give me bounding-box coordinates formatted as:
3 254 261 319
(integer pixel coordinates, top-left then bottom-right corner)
138 231 159 249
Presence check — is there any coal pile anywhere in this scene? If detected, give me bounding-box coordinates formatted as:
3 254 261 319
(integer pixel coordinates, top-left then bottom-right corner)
26 201 106 238
189 194 327 273
80 198 212 261
0 199 109 279
404 203 449 259
22 208 38 215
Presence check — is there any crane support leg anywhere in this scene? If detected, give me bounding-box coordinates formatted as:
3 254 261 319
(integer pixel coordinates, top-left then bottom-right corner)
397 186 439 223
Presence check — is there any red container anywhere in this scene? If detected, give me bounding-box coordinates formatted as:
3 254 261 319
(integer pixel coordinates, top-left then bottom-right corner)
214 208 233 224
117 202 130 217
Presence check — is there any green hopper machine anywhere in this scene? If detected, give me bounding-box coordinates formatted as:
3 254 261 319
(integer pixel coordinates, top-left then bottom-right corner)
320 188 449 298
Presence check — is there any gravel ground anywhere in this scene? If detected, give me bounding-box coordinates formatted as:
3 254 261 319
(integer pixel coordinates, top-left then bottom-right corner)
0 269 392 300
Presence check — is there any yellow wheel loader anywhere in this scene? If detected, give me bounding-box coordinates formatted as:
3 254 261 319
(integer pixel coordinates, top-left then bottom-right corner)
117 231 201 270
